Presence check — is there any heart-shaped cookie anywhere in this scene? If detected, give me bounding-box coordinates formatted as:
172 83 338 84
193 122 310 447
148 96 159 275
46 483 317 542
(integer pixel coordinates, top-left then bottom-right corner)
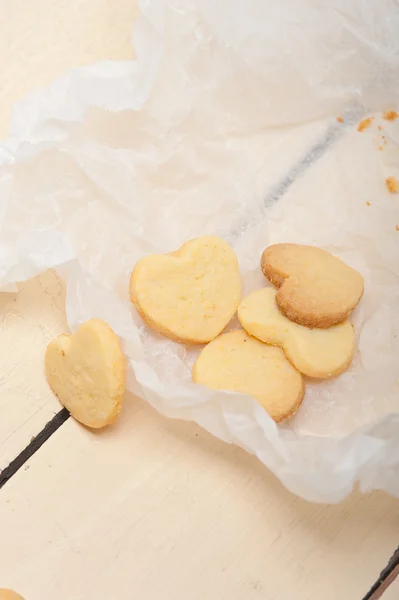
193 329 304 422
130 236 241 343
261 244 364 328
45 319 126 429
0 591 24 600
238 288 355 378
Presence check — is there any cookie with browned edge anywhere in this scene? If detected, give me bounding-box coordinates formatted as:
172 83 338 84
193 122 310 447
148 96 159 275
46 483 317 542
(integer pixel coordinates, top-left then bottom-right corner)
261 244 363 328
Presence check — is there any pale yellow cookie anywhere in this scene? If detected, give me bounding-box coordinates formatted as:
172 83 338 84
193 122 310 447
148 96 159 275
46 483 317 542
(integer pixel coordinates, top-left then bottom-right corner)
193 330 304 422
45 319 126 429
0 591 24 600
238 288 355 378
261 244 364 328
130 236 241 344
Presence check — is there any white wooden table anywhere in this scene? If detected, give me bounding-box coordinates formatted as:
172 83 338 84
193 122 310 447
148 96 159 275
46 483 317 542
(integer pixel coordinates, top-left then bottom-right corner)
0 2 398 599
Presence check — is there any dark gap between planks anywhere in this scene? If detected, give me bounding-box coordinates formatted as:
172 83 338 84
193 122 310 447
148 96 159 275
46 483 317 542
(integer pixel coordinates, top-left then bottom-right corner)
0 404 396 598
0 408 70 489
362 546 399 600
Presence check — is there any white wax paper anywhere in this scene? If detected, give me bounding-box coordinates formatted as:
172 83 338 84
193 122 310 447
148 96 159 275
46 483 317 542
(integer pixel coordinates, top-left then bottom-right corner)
1 0 399 502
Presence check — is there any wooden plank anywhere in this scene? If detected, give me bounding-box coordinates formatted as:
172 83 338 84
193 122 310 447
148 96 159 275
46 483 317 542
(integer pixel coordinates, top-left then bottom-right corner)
0 0 137 137
0 401 398 600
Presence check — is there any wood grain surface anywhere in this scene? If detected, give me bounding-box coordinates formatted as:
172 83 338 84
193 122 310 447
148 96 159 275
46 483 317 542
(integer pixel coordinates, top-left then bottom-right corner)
1 401 399 600
0 1 398 599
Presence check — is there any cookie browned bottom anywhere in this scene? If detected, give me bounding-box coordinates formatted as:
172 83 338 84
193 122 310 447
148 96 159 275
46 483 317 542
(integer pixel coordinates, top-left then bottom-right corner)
261 243 364 328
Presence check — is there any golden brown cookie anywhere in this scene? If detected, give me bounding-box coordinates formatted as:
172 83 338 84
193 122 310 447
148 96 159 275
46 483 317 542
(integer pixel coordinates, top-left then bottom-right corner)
238 288 355 378
261 244 364 328
130 236 241 344
192 330 304 422
45 319 126 429
0 591 24 600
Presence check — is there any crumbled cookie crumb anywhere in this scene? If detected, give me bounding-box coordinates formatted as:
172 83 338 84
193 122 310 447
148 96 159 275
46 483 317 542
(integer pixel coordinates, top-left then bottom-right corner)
383 111 398 121
357 117 373 132
378 146 383 151
336 116 344 123
366 201 371 206
396 225 399 231
378 125 382 131
386 177 399 194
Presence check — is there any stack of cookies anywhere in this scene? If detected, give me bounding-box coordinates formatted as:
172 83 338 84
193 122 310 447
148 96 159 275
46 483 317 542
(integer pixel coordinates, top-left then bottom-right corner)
130 237 364 423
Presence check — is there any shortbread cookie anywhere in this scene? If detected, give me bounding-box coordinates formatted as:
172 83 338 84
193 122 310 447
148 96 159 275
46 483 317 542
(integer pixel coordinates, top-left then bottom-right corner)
130 236 241 344
193 330 304 422
238 288 355 378
45 319 126 429
0 591 24 600
261 244 364 328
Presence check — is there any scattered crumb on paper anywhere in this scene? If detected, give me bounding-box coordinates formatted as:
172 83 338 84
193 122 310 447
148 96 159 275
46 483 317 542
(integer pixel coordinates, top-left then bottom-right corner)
386 176 399 194
383 110 398 121
357 117 373 132
336 116 344 123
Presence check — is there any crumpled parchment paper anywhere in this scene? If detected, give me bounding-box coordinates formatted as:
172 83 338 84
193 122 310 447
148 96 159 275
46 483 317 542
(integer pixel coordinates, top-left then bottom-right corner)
1 0 399 502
